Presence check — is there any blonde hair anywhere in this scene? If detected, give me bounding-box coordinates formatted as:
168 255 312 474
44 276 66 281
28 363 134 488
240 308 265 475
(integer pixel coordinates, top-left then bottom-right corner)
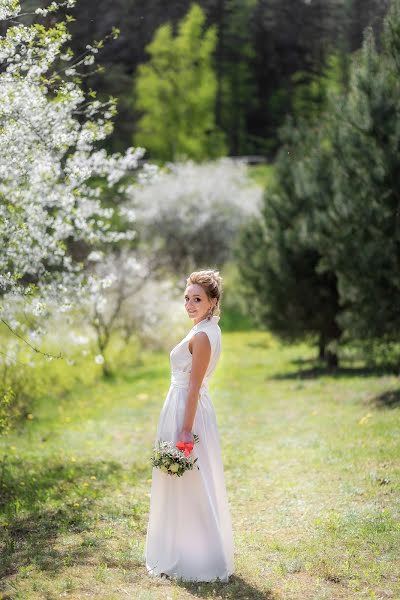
186 269 223 317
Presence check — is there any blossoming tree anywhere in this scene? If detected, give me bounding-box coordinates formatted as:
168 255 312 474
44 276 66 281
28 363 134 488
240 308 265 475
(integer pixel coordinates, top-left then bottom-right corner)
0 0 149 347
82 248 187 376
125 158 262 276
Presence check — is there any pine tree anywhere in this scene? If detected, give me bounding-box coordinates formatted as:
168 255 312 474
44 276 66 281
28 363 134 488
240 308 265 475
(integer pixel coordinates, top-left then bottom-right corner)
291 51 348 124
314 0 400 343
213 0 259 155
236 119 341 367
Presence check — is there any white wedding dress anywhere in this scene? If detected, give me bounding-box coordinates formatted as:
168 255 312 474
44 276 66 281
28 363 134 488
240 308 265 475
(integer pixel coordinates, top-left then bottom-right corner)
144 315 234 582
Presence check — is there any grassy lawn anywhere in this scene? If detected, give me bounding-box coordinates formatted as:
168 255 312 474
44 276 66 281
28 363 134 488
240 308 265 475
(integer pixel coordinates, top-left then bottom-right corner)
0 330 399 599
247 163 274 189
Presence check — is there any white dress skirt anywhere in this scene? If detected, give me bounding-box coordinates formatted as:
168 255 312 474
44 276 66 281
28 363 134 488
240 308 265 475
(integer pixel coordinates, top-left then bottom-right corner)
144 315 234 582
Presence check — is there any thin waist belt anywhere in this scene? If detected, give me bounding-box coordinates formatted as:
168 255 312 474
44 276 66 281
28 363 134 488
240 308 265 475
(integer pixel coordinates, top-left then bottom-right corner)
171 371 209 392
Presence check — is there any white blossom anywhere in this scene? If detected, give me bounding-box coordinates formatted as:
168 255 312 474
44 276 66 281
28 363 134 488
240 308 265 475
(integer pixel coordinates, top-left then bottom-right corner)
31 301 46 316
125 158 263 271
0 0 20 20
83 54 94 66
70 334 89 345
87 250 105 262
0 0 152 333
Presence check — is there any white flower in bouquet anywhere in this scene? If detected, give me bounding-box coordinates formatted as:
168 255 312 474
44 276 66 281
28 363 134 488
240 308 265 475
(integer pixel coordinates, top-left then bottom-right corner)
151 434 200 477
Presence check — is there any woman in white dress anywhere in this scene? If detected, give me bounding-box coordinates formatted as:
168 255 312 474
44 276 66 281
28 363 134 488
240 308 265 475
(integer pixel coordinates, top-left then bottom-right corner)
145 269 234 582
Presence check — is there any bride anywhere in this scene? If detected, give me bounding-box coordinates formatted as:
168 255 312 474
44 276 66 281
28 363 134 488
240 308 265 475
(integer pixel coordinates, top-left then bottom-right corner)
144 269 234 582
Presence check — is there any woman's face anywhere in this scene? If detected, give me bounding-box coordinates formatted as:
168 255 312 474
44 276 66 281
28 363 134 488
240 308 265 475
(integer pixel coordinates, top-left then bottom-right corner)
184 284 215 322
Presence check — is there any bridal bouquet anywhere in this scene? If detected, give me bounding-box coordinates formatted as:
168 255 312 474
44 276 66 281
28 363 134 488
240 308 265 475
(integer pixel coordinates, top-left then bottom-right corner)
151 434 200 477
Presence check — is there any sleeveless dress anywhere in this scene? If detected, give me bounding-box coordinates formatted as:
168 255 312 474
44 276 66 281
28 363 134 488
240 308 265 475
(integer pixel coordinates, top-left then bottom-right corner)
144 315 234 582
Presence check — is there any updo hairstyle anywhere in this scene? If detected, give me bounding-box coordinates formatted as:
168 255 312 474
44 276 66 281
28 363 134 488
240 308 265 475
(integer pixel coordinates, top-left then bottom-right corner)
186 270 223 318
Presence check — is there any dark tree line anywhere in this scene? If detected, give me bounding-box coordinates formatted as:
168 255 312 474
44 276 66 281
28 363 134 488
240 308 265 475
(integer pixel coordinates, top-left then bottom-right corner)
38 0 390 156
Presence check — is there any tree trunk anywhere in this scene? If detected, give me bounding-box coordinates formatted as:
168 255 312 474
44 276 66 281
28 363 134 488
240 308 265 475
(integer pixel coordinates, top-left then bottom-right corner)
102 360 113 379
325 349 338 369
318 332 339 369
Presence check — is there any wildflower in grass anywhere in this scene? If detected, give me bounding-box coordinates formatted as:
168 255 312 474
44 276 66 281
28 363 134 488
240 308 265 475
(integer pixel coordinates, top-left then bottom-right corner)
358 413 372 425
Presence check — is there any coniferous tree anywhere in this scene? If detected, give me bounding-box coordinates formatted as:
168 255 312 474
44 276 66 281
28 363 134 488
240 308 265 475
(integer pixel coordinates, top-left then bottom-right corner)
238 0 400 363
236 120 341 366
314 0 400 343
291 51 348 124
213 0 259 155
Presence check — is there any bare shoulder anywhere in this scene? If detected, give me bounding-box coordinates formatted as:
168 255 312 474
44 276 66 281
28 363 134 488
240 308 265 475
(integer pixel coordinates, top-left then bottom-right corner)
188 330 211 355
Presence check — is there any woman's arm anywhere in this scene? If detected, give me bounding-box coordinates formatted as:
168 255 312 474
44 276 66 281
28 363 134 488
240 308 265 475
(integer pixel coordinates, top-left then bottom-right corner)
179 332 211 441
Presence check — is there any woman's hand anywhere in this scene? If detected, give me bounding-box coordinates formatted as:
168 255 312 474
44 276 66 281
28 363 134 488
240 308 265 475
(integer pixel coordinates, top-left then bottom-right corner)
177 429 194 444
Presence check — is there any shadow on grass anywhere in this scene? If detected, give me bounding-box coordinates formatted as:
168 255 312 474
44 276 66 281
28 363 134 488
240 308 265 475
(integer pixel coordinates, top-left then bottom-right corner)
247 340 273 350
270 360 398 381
177 574 276 599
371 388 400 409
0 503 101 579
0 456 147 579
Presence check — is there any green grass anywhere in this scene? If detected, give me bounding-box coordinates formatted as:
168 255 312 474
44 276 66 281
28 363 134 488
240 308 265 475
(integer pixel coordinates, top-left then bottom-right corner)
247 163 274 188
0 330 399 599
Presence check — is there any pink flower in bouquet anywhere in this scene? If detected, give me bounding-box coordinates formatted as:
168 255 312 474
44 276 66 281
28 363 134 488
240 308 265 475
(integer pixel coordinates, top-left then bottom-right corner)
176 440 194 456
